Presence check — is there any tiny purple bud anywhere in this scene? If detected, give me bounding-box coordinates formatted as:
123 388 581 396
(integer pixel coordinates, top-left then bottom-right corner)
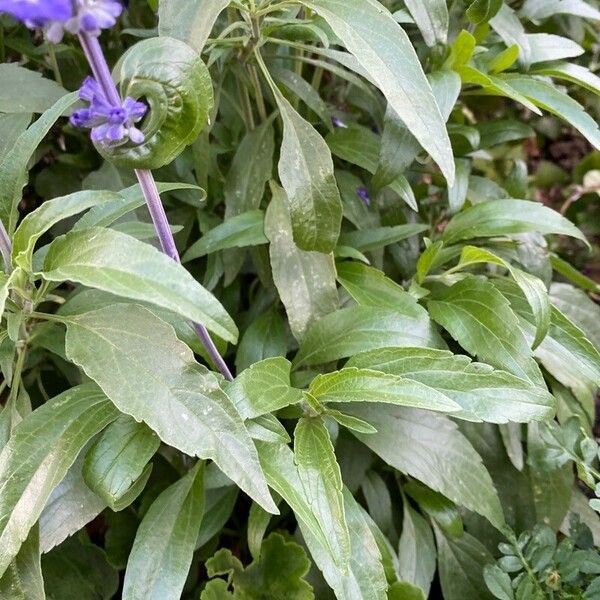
331 116 347 129
70 76 147 147
356 187 371 206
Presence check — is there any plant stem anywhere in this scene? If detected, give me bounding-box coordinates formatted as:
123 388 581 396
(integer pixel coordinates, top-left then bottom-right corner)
77 32 233 381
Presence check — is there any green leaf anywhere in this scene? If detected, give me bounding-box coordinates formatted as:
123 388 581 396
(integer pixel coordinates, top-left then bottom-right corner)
0 64 68 114
255 441 337 566
496 280 600 400
300 0 455 185
0 114 31 161
203 533 314 599
521 0 600 21
435 529 495 600
466 0 503 24
388 581 426 600
532 62 600 97
263 70 342 253
39 451 106 553
83 415 160 511
64 304 276 514
501 75 600 150
294 418 350 569
526 33 583 64
0 384 118 577
0 527 44 600
294 305 444 367
74 181 204 231
477 120 534 148
483 564 515 600
227 357 302 420
398 502 436 596
404 0 449 46
453 246 551 349
343 404 506 530
122 462 205 600
347 348 554 424
309 368 461 413
42 535 119 600
183 210 268 262
265 184 338 341
338 224 427 253
442 199 588 246
336 262 431 317
224 119 275 219
105 37 214 169
42 227 238 344
0 92 78 235
300 488 388 600
489 5 531 67
235 309 288 373
428 276 544 385
158 0 230 53
12 190 122 272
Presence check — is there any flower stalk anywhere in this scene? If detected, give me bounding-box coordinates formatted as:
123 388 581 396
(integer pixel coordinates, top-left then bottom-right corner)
77 29 233 381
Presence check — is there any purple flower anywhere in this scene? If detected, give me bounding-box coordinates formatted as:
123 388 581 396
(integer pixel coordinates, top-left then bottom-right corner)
0 0 123 42
70 76 147 146
356 187 371 206
0 0 72 29
331 116 347 129
65 0 123 38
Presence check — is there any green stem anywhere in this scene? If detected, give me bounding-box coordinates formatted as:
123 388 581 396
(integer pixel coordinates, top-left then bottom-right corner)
48 44 63 87
8 341 27 406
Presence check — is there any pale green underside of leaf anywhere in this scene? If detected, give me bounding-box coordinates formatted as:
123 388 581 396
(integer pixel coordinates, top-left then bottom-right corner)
343 404 506 530
64 304 276 514
300 0 455 185
123 463 205 600
42 227 238 344
346 347 555 423
294 305 445 367
0 384 118 577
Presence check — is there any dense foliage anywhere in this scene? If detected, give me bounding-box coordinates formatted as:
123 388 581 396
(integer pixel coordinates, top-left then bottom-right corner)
0 0 600 598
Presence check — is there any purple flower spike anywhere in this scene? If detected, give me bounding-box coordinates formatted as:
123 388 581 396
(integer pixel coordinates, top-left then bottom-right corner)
66 0 123 38
0 0 124 42
0 0 72 31
356 187 371 207
71 76 147 146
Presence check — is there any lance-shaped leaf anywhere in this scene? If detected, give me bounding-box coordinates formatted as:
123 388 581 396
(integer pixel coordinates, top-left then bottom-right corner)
343 404 506 531
347 348 555 423
398 502 436 596
466 0 503 24
300 0 454 185
452 246 550 349
260 61 342 253
500 76 600 150
83 415 160 511
308 368 461 414
12 189 122 271
42 227 238 344
39 451 106 553
183 210 268 262
442 199 587 246
294 418 351 569
265 184 339 341
226 358 303 420
294 305 445 367
428 276 544 385
300 488 388 600
0 384 119 577
0 527 44 600
404 0 449 46
0 92 78 235
122 462 205 600
64 304 277 514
